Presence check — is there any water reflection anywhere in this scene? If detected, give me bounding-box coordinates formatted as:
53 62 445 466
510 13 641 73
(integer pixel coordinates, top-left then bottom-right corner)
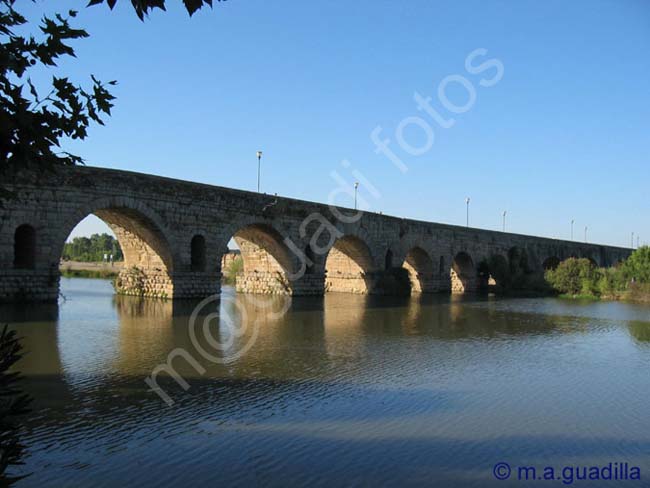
3 279 650 487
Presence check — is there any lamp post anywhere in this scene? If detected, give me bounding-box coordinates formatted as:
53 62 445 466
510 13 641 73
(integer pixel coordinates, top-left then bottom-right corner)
465 197 471 227
584 226 588 243
256 150 263 193
632 232 635 249
354 182 359 210
502 210 507 232
571 219 575 241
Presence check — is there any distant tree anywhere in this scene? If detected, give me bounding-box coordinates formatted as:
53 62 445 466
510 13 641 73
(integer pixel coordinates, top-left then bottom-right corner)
0 325 31 480
62 233 123 262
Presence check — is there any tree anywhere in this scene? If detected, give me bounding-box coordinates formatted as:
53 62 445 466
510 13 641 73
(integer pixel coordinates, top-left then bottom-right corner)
62 233 123 262
544 258 598 296
621 246 650 284
1 1 116 173
0 325 31 479
88 0 218 20
1 0 219 178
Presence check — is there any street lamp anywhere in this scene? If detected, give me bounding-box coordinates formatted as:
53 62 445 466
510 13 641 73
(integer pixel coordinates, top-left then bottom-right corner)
465 197 471 227
354 181 359 210
502 210 507 232
256 150 263 193
571 219 575 241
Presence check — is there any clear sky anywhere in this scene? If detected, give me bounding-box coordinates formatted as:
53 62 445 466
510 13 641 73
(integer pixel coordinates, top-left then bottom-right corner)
21 0 650 247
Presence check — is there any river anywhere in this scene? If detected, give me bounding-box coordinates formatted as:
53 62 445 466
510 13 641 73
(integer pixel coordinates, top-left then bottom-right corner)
3 278 650 487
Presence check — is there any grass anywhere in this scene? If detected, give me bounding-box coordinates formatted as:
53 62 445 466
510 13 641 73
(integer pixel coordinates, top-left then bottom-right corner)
61 268 119 279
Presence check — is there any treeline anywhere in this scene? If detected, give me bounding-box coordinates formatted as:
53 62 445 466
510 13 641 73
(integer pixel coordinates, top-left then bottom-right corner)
545 247 650 301
62 234 123 262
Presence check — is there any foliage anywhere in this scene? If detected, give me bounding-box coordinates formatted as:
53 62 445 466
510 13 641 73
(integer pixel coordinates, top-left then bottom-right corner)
222 255 243 285
620 246 650 284
1 0 116 173
88 0 220 20
1 0 220 180
544 249 650 301
544 258 598 296
0 325 31 480
61 267 119 279
62 233 123 262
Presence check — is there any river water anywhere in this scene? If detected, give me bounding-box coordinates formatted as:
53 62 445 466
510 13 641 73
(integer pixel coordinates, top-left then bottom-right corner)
3 278 650 487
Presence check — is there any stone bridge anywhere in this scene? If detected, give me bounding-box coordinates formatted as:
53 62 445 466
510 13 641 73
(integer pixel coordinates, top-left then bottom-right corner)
0 166 631 303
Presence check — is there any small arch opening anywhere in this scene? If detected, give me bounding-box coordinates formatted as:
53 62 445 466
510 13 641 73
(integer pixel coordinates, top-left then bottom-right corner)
191 235 207 272
14 224 36 269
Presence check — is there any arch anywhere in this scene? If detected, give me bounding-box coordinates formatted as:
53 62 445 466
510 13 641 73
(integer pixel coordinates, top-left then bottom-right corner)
451 251 476 293
485 254 509 287
191 235 206 272
508 246 531 274
229 223 296 294
57 197 175 272
55 198 176 298
325 235 374 294
402 247 434 293
14 224 36 269
542 256 561 270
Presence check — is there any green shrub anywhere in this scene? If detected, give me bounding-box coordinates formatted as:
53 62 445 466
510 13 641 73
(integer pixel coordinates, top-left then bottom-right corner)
222 256 243 285
621 246 650 284
545 258 598 296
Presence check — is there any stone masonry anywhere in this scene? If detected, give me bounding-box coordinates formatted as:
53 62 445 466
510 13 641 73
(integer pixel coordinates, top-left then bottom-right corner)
0 166 632 302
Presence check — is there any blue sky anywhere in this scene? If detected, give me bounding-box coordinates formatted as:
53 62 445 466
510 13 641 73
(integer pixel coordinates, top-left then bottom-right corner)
21 0 650 247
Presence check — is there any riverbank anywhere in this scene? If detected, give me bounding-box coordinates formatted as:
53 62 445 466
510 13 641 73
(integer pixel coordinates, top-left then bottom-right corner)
59 261 123 279
557 285 650 304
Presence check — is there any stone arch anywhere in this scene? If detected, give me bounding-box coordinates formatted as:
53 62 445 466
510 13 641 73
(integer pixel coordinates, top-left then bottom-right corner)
14 224 36 269
190 235 207 272
508 246 531 274
484 253 509 289
325 235 374 294
57 196 174 271
56 197 175 298
227 223 296 294
451 251 476 293
402 247 434 294
542 256 561 270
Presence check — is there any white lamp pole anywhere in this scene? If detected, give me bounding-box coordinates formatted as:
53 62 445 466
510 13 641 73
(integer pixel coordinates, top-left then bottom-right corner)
256 150 263 193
